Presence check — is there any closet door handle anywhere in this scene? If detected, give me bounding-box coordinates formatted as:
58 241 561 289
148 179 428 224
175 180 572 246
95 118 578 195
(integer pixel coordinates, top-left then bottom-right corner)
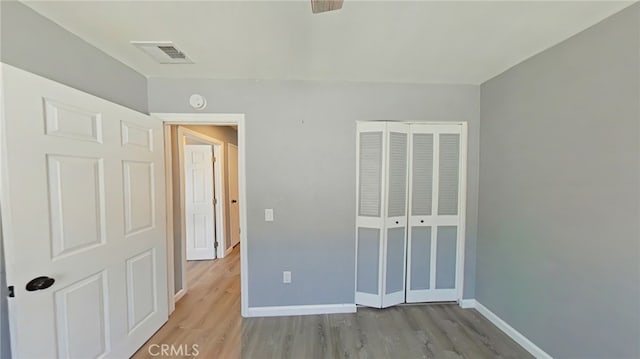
420 220 424 223
395 221 399 224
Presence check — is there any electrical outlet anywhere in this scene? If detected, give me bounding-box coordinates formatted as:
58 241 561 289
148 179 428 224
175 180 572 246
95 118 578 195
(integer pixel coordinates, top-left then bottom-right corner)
265 209 274 222
282 271 291 284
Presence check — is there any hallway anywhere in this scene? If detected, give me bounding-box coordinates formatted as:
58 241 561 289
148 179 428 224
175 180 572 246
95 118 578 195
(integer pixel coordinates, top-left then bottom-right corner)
133 246 242 358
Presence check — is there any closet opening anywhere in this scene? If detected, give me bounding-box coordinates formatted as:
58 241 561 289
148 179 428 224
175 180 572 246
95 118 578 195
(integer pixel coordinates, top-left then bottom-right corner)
355 121 467 309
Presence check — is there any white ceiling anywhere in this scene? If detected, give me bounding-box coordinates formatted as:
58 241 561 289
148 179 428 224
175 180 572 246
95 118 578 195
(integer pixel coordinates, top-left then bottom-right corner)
24 1 634 84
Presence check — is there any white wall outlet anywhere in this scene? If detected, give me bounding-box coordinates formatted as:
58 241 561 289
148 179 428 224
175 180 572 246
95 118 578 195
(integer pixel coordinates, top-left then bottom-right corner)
282 271 291 284
265 208 274 222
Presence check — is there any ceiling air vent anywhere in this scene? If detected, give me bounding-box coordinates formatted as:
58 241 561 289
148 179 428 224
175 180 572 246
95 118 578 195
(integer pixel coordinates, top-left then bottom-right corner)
131 41 193 64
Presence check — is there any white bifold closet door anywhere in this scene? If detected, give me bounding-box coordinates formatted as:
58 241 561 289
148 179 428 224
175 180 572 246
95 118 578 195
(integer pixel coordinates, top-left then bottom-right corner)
355 121 466 308
355 122 409 308
406 124 465 302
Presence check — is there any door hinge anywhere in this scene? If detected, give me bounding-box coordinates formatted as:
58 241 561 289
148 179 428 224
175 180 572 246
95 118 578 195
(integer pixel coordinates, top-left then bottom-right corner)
8 286 14 298
213 240 218 249
212 156 216 163
213 198 218 205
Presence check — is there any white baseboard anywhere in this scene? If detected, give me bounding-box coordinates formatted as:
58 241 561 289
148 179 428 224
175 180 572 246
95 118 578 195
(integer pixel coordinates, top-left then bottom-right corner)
225 246 234 256
246 303 357 318
458 298 477 309
461 299 552 359
174 288 186 303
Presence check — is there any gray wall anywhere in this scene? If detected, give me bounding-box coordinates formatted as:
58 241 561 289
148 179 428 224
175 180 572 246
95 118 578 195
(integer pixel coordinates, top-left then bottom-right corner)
478 4 640 358
0 1 148 113
148 79 480 306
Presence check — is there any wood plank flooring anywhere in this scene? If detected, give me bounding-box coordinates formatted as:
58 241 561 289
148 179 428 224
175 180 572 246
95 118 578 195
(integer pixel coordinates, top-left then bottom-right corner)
133 246 532 358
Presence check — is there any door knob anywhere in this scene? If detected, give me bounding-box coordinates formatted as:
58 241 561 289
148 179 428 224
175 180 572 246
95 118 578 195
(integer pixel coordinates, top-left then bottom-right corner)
231 200 237 203
26 276 55 292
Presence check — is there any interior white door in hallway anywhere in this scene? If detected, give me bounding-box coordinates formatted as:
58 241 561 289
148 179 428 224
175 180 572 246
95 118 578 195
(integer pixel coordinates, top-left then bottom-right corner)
0 64 168 358
184 145 216 260
228 143 240 248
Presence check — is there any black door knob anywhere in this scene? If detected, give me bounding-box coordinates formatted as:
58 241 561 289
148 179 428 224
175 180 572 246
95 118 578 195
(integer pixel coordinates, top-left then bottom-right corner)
26 276 55 292
231 200 238 203
420 220 424 223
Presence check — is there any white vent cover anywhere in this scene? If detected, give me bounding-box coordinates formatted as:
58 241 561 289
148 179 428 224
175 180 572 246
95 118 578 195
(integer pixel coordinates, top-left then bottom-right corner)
131 41 193 64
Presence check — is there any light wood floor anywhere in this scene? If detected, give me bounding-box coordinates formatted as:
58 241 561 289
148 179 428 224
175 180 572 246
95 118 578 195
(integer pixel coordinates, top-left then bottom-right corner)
133 246 532 358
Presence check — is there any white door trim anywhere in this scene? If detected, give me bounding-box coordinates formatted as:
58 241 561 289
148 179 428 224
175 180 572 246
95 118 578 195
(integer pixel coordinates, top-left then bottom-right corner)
227 143 240 248
163 125 176 313
152 113 248 318
178 127 227 260
457 122 468 301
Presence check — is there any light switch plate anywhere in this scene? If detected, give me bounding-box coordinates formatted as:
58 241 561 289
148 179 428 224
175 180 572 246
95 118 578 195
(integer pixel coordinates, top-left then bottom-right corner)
283 271 291 284
265 209 274 222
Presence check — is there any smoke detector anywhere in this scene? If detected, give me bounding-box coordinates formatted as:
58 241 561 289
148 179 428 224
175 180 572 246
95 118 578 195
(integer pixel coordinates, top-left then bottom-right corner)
131 41 193 64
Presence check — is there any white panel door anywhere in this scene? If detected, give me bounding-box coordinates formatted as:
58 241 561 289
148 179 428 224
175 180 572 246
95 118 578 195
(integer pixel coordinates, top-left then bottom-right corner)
381 122 409 308
355 122 386 308
228 144 240 248
0 64 168 358
184 145 216 260
406 123 466 303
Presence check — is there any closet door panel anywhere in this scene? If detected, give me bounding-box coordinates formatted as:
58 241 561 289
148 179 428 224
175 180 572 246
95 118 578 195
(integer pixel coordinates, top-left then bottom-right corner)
407 124 464 303
435 226 457 289
358 132 383 217
356 228 381 295
355 122 386 308
385 227 405 295
438 134 460 216
411 133 434 216
381 124 409 308
409 226 431 291
387 132 408 217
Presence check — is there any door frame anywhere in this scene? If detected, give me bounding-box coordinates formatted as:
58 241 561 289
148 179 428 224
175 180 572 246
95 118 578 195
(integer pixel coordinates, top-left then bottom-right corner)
226 143 240 250
354 121 467 305
179 128 227 277
153 113 248 318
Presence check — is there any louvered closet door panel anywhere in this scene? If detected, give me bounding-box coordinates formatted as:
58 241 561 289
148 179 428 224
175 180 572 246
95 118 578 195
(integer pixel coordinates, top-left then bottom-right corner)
381 123 409 307
387 132 408 217
438 134 460 215
359 132 383 217
355 122 386 308
407 124 465 303
411 134 434 216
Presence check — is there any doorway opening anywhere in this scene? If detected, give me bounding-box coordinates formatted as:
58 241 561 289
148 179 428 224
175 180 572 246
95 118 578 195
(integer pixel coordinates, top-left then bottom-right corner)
156 113 248 318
